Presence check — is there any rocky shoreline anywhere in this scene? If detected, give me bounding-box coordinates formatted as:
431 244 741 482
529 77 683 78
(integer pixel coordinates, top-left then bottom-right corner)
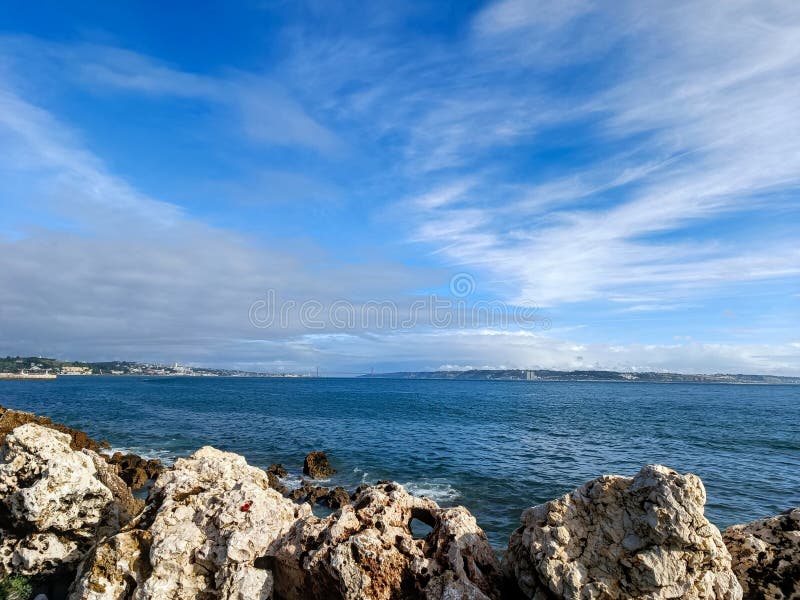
0 405 796 599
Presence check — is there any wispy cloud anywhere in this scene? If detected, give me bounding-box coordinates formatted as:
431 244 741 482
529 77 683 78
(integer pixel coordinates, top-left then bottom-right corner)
0 35 342 154
399 1 800 306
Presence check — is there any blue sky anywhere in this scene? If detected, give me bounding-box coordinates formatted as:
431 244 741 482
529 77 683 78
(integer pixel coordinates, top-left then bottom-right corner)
1 0 799 374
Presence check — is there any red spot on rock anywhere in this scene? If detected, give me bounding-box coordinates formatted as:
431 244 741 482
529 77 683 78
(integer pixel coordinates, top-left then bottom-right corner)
240 502 252 512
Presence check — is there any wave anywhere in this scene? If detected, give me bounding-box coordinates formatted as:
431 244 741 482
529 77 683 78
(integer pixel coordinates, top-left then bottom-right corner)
403 479 461 504
107 446 177 466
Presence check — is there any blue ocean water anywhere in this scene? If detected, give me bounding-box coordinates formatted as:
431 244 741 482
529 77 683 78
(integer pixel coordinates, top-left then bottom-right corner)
1 376 798 547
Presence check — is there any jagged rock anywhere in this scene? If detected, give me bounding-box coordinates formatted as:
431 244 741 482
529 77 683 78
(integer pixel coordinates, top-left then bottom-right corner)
267 463 288 478
723 508 800 599
268 481 502 600
305 485 330 506
107 452 162 490
266 471 288 495
0 405 108 453
0 424 134 578
0 405 159 494
68 530 152 600
503 464 742 599
303 451 336 479
82 450 143 526
0 424 113 535
70 446 310 600
326 486 351 509
4 533 81 574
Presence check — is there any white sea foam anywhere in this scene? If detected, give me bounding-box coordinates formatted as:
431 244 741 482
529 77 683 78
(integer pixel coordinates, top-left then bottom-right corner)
403 479 461 504
353 467 370 484
107 446 177 466
280 472 331 489
281 473 304 490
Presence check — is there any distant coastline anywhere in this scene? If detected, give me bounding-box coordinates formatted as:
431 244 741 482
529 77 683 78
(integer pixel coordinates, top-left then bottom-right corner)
2 356 798 384
361 368 800 385
0 356 313 378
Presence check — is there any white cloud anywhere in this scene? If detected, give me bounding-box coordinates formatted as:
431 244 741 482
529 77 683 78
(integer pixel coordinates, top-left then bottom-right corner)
0 85 426 367
404 1 800 306
473 0 593 36
290 329 800 376
0 35 341 154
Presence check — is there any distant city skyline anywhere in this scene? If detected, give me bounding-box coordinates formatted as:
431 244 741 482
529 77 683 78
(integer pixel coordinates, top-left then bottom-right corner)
0 1 799 374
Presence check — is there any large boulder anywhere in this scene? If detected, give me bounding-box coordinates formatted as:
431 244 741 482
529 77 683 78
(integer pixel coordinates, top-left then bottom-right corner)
723 508 800 599
303 451 336 479
0 424 137 578
503 464 742 599
269 481 502 600
70 446 310 600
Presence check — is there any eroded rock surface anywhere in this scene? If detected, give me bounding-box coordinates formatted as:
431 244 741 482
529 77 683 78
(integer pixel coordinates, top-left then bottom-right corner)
0 424 135 578
106 453 163 491
269 481 502 600
70 446 310 600
303 451 336 479
0 405 108 453
723 507 800 599
503 464 742 599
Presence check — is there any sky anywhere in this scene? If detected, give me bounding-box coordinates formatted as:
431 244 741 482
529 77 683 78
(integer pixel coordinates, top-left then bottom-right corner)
0 0 799 375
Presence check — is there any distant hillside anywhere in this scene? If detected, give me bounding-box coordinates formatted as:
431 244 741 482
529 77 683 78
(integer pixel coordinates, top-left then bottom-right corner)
0 356 290 377
361 369 800 384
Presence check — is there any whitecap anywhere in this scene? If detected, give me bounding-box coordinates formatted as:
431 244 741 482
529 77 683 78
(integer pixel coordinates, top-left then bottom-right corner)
403 479 461 504
281 473 304 490
107 446 177 466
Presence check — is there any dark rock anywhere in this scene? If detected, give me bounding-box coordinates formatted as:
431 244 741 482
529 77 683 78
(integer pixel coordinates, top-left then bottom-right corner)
303 451 335 479
267 471 288 495
724 507 800 599
108 452 163 490
305 486 329 506
267 463 288 478
325 486 351 509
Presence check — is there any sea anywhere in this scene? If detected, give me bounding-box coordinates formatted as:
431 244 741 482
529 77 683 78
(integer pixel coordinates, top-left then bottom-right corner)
1 376 798 548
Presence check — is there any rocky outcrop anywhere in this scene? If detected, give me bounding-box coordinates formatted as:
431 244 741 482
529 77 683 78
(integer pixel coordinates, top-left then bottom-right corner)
0 405 109 453
0 424 137 579
303 451 336 479
82 451 144 527
70 446 310 600
723 508 800 599
106 452 163 490
287 480 348 508
503 464 742 599
269 481 502 600
327 486 351 509
0 404 161 494
267 463 288 478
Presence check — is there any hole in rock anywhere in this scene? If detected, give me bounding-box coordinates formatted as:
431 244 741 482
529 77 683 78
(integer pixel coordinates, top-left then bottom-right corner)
311 503 334 519
410 518 433 540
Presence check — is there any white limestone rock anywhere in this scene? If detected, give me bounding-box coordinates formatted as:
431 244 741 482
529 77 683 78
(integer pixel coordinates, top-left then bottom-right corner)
0 424 112 535
0 424 131 578
503 464 743 599
70 446 309 600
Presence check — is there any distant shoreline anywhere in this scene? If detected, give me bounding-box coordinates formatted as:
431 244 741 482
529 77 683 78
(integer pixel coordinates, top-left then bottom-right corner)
361 368 800 385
